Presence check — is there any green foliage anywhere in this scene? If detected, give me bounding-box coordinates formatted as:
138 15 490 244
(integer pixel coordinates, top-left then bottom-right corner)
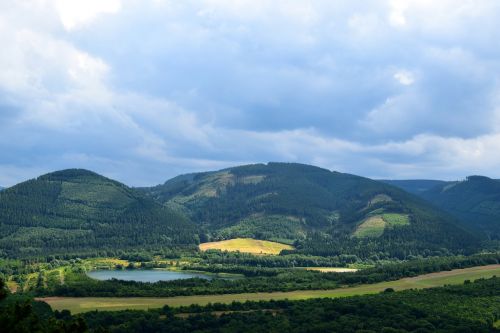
142 163 479 259
0 279 86 333
215 215 307 243
33 253 500 297
80 276 500 332
420 175 500 239
0 169 197 257
381 179 447 195
382 213 410 226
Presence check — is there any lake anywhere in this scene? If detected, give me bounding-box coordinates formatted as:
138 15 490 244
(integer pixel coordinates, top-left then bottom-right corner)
87 269 214 283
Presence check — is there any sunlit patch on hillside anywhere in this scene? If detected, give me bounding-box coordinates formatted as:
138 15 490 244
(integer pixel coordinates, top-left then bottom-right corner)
199 238 294 255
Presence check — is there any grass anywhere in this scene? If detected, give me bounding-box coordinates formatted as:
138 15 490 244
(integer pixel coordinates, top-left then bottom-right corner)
354 214 410 238
382 213 410 226
354 216 386 238
39 264 500 314
199 238 294 255
6 281 18 293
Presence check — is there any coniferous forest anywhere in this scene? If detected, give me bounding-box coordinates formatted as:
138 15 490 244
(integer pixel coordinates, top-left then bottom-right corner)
1 164 500 332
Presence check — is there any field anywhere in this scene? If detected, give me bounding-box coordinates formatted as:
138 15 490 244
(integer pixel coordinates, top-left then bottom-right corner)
354 213 410 238
199 238 294 255
303 267 358 273
39 264 500 314
354 216 386 237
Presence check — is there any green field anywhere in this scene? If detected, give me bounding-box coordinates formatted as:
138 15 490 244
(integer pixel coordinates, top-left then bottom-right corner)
354 213 410 238
354 216 386 237
199 238 294 255
39 264 500 314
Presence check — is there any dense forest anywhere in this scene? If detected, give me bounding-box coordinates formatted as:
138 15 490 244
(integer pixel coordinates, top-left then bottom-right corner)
81 277 500 333
0 164 485 260
380 179 447 195
0 169 197 257
0 164 492 260
1 275 499 332
142 163 479 258
419 176 500 239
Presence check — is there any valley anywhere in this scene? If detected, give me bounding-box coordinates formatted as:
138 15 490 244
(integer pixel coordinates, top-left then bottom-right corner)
1 163 500 332
39 264 500 313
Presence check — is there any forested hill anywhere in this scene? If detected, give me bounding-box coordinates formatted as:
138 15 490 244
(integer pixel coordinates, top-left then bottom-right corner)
420 176 500 239
0 169 197 257
380 179 447 195
143 163 478 258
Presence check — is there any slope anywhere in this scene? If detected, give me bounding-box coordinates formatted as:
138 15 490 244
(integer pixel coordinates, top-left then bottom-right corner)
143 163 478 258
380 179 447 195
421 175 500 239
0 169 197 257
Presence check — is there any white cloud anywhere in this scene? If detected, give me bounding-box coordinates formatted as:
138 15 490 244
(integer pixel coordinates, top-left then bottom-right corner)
54 0 122 31
388 0 407 27
1 0 500 186
394 70 414 85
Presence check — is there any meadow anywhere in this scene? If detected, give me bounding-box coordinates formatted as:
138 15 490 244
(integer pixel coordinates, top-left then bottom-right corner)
40 264 500 314
199 238 294 255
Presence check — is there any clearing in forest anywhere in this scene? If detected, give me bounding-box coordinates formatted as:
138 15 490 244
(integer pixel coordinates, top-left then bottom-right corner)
199 238 294 255
354 213 410 238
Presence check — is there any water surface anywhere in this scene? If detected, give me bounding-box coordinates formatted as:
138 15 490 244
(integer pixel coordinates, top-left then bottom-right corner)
87 269 213 283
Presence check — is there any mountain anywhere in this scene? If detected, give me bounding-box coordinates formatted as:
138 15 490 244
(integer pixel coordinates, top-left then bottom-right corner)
0 169 197 257
380 180 447 195
143 163 478 258
420 176 500 239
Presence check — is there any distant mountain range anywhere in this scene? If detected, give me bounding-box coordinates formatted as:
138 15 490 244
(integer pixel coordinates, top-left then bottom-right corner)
1 163 497 258
383 177 500 239
380 180 447 195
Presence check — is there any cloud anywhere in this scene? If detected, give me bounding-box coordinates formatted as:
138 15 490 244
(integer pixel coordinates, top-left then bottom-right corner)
54 0 122 31
394 70 414 85
1 0 500 186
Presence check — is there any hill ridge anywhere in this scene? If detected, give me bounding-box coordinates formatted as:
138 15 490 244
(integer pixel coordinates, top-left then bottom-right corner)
0 169 197 257
141 162 479 259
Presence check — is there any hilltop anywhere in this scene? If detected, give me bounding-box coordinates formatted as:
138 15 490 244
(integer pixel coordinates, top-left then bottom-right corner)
142 163 478 258
420 176 500 239
0 169 197 257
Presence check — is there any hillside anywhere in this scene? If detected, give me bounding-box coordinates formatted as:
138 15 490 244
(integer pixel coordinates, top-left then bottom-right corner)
420 176 500 239
0 169 197 257
143 163 478 258
380 179 447 195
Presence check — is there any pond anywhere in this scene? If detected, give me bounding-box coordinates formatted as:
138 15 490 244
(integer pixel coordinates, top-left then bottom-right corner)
86 269 214 283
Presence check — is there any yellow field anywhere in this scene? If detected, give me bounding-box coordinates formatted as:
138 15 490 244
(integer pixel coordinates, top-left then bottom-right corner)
39 264 500 314
6 281 19 293
199 238 294 255
91 258 129 266
303 267 358 273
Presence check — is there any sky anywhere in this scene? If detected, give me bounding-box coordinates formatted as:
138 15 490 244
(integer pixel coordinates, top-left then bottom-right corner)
1 0 500 187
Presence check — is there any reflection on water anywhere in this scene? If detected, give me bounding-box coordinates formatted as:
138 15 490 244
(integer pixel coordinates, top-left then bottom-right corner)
86 269 214 283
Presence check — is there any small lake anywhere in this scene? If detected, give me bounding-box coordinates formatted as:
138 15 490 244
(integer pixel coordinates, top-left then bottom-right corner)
87 269 214 283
